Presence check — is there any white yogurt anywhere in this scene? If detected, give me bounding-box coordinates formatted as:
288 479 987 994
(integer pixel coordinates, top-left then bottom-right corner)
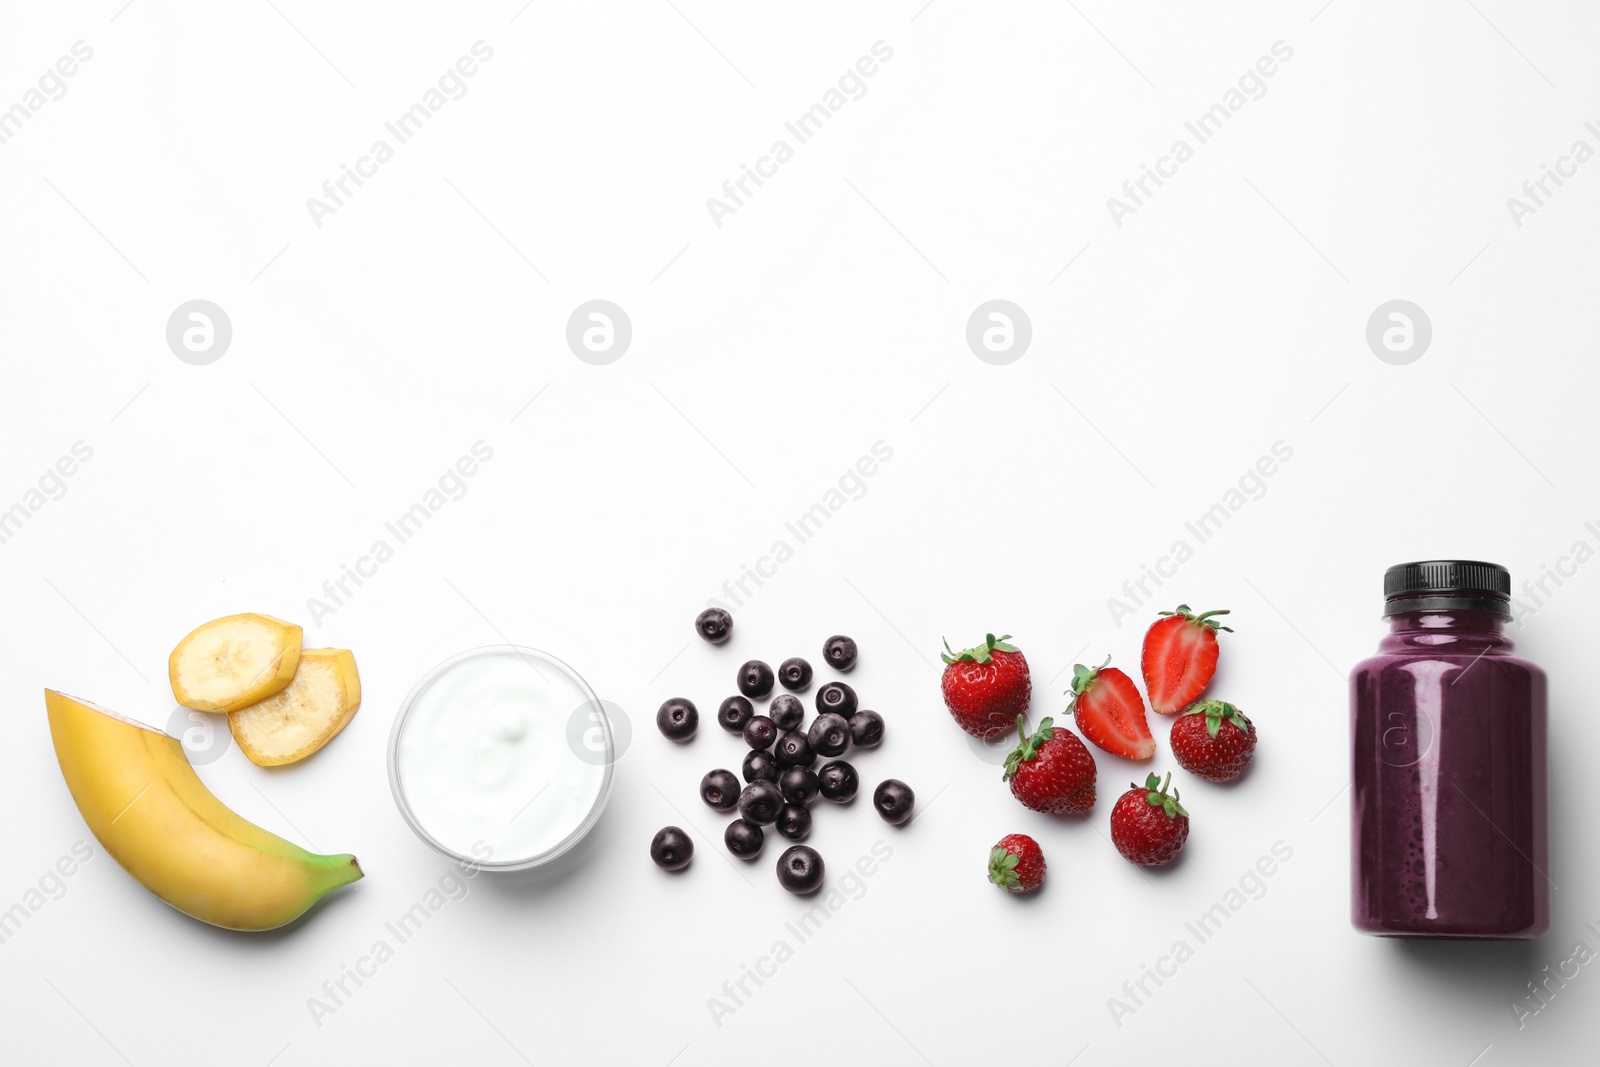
391 648 611 868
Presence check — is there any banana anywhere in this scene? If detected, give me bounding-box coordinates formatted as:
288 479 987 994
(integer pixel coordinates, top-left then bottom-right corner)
229 648 361 767
46 689 362 931
169 613 302 713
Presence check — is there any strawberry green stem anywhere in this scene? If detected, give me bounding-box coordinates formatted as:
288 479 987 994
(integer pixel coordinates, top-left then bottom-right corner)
1002 714 1055 782
941 632 1020 666
1183 699 1250 738
988 846 1023 889
1065 655 1111 700
1137 771 1189 819
1158 605 1234 633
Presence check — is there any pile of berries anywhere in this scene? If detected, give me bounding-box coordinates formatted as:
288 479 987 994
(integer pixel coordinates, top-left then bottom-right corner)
939 611 1257 894
650 610 915 895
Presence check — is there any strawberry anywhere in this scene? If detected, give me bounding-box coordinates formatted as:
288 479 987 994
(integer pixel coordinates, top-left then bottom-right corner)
988 833 1046 893
940 633 1031 740
1142 604 1232 715
1110 772 1190 867
1068 657 1155 760
1170 700 1256 782
1002 715 1097 814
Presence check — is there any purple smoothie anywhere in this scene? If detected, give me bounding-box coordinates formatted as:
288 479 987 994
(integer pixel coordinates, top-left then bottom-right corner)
1350 561 1548 939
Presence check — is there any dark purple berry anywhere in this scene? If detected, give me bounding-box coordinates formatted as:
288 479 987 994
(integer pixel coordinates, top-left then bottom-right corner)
742 749 779 784
822 635 858 672
779 765 822 806
815 681 857 718
656 698 698 742
738 780 783 825
737 660 775 699
717 695 754 734
770 694 805 732
778 657 813 692
695 608 733 645
700 769 740 812
774 730 815 769
817 759 859 803
848 709 884 749
651 826 693 871
725 819 764 859
807 713 850 758
872 779 915 825
776 804 812 841
743 715 777 750
775 845 825 895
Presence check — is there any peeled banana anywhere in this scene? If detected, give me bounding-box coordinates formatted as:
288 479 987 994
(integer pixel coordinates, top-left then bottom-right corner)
46 689 361 931
169 613 302 713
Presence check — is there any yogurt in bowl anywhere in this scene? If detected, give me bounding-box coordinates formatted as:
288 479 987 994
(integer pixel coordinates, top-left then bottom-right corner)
389 646 613 870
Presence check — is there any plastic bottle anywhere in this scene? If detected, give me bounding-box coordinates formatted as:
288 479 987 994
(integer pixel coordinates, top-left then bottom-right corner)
1350 561 1548 939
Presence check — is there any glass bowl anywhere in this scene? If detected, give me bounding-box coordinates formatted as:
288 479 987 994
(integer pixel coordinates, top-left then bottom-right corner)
388 645 614 871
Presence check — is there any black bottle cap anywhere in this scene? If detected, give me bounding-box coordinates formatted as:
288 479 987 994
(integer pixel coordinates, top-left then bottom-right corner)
1382 560 1510 616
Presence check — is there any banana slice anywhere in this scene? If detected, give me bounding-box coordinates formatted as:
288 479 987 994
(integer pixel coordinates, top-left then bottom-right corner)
169 613 303 713
229 648 361 766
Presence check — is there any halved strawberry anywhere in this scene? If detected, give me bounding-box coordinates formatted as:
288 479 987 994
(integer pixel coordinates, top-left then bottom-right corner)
1068 657 1155 760
1141 604 1231 715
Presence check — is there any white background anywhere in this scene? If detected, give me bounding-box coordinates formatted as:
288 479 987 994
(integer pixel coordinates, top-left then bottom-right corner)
1 1 1596 1064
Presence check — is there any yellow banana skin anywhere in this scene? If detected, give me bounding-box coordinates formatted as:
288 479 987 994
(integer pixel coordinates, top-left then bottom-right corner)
46 689 362 931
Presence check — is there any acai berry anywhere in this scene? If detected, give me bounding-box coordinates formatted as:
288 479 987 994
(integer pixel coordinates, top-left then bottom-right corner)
737 660 775 699
651 826 693 871
696 608 733 645
656 698 698 742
